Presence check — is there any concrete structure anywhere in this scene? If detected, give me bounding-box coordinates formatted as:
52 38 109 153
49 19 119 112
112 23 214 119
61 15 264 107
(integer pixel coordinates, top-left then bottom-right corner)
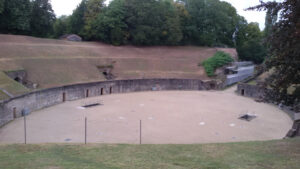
237 83 266 99
0 79 218 127
225 62 255 86
60 34 82 42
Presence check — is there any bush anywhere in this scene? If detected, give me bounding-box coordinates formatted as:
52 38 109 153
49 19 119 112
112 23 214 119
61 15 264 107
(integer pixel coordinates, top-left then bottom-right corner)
237 40 266 64
201 51 234 77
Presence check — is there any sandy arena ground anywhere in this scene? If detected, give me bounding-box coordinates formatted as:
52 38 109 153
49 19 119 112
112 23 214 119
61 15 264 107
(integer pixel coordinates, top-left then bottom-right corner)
0 87 293 144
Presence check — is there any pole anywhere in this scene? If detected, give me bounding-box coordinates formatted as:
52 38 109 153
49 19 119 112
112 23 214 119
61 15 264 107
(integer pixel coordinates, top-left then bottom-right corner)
24 115 27 144
85 117 87 145
140 120 142 145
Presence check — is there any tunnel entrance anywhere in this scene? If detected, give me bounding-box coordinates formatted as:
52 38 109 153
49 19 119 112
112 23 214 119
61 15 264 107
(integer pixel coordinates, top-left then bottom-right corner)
14 77 21 83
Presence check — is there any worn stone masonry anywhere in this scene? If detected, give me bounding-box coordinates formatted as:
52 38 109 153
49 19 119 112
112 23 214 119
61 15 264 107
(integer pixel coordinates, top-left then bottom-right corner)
237 83 300 138
0 79 219 127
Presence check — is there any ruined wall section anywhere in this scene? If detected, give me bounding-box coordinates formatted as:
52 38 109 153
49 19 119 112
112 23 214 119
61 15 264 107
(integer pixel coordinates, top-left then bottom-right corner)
0 79 218 127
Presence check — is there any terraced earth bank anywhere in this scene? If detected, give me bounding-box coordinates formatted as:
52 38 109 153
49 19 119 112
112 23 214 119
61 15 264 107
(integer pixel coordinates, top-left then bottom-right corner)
0 34 237 92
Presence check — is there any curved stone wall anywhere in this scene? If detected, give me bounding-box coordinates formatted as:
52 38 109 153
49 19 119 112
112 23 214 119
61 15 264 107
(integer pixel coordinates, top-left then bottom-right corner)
0 79 218 127
237 82 299 137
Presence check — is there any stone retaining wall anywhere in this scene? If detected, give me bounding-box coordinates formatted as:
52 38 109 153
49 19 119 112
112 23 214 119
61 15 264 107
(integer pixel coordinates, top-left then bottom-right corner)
0 79 217 127
237 83 266 99
237 83 300 137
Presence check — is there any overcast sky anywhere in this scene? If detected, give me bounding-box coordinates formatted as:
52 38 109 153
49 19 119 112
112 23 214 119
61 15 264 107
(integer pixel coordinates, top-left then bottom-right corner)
51 0 281 30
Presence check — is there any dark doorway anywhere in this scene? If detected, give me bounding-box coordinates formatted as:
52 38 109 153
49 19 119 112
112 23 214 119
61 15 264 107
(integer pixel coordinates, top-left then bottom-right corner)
14 77 21 83
13 107 17 119
241 89 245 96
101 88 104 95
63 92 66 102
110 87 113 94
210 83 216 89
86 89 89 98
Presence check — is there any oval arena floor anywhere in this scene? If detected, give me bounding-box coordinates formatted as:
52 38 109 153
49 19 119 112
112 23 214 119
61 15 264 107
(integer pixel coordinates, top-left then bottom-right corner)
0 87 292 144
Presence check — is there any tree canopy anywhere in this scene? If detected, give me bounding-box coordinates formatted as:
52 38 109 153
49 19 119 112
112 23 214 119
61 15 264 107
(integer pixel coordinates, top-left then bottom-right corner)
249 0 300 105
64 0 246 47
30 0 56 37
236 22 266 64
0 0 55 36
0 0 32 34
1 0 268 64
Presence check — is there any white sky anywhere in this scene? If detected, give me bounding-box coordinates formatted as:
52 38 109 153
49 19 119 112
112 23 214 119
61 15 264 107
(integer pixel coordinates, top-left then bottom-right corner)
51 0 282 30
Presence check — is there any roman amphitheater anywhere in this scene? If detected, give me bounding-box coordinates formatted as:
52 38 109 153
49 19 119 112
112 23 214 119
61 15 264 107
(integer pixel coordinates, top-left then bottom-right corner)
0 35 295 144
0 79 293 144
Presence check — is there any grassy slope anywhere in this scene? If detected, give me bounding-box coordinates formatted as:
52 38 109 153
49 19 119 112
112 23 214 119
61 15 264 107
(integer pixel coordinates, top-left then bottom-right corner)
0 139 299 169
0 71 29 99
0 34 237 89
0 90 9 100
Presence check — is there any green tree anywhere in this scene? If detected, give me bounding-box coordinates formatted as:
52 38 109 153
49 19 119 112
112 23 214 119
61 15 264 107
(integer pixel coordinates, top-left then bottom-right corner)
52 15 70 38
159 0 183 45
236 22 266 64
181 0 239 47
82 0 105 39
174 1 190 44
90 0 128 45
124 0 182 45
264 4 279 38
0 0 4 14
237 39 266 64
249 0 300 105
69 0 87 36
30 0 56 37
124 0 162 45
0 0 31 34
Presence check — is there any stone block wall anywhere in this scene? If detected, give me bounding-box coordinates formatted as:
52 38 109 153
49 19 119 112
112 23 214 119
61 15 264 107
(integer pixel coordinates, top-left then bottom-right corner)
237 83 299 138
0 79 217 127
237 83 266 98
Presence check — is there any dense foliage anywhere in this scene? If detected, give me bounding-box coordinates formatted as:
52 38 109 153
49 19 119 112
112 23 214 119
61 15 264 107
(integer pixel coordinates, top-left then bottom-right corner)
30 0 56 37
0 0 267 63
0 0 55 36
236 22 266 64
77 0 242 47
0 0 32 34
201 51 233 77
249 0 300 105
57 0 258 48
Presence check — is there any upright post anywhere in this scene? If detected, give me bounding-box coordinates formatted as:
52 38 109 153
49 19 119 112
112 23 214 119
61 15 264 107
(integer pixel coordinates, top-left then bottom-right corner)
140 120 142 145
24 115 27 144
85 117 87 145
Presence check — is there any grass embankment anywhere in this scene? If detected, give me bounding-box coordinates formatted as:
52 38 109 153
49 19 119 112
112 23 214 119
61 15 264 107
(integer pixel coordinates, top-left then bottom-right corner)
247 80 257 85
0 139 299 169
0 34 238 88
201 51 234 77
0 71 29 100
0 90 8 100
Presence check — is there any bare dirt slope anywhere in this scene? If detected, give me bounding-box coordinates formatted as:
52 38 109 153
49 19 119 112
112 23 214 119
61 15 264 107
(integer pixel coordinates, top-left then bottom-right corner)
0 34 237 89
